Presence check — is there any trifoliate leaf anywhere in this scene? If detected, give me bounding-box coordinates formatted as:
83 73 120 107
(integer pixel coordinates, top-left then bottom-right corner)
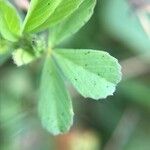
53 49 122 99
39 57 74 135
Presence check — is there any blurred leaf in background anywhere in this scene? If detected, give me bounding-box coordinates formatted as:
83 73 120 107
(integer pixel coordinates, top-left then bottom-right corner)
99 0 150 55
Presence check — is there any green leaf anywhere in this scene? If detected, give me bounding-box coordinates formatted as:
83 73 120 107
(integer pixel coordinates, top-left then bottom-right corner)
39 57 74 135
22 0 62 33
53 49 122 99
50 0 97 46
0 0 21 42
31 0 84 33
